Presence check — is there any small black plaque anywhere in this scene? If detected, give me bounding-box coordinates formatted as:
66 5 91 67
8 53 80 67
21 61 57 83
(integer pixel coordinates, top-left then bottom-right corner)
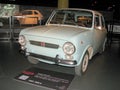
15 67 74 90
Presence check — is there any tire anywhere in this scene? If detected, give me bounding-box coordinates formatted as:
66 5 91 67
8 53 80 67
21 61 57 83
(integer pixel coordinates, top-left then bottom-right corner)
75 52 89 76
27 56 39 64
99 38 107 54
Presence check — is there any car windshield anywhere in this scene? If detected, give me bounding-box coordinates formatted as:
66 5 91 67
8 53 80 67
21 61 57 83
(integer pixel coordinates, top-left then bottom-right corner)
49 10 93 28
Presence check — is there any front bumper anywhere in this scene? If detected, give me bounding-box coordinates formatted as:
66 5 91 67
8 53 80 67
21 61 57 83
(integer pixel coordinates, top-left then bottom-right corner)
27 53 77 66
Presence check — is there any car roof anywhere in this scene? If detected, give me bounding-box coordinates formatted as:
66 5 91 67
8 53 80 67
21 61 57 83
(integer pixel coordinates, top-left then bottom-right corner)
57 8 102 16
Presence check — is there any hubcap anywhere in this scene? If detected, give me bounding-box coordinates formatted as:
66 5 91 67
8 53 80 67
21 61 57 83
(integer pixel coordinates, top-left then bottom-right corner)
82 54 88 72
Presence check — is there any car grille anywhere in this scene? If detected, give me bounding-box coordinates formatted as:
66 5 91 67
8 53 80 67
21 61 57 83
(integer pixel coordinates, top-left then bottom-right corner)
30 40 59 49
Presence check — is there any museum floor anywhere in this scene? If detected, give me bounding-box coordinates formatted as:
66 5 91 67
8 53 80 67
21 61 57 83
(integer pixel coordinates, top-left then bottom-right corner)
0 41 120 90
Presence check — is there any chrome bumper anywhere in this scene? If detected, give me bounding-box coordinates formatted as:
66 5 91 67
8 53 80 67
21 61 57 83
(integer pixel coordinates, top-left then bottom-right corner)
28 53 77 65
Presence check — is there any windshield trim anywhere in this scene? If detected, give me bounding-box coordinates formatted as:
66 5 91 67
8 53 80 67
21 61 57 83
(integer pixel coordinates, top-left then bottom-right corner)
46 9 93 29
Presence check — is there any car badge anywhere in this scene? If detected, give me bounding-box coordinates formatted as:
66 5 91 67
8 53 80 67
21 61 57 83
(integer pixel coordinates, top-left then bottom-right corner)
40 42 45 47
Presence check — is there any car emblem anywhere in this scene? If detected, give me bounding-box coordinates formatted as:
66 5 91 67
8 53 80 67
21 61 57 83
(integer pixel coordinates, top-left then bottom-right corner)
40 42 45 47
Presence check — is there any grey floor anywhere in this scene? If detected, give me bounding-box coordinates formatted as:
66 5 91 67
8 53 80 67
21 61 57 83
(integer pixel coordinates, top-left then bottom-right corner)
0 41 120 90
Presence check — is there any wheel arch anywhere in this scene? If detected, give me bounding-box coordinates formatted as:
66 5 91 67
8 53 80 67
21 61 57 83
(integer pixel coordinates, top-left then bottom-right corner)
77 45 93 66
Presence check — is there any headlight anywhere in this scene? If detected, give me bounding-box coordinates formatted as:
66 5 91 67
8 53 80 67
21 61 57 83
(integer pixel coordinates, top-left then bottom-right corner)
63 42 75 55
18 35 26 46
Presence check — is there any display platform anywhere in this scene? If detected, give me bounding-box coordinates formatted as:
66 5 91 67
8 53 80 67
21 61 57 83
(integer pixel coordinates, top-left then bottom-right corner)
15 67 74 90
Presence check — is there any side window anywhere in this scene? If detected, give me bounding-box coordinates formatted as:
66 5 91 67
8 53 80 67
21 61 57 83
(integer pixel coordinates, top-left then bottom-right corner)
95 15 100 27
34 11 39 15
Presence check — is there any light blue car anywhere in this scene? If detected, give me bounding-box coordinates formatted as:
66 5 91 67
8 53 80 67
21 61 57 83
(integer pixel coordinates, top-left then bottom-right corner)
18 8 107 76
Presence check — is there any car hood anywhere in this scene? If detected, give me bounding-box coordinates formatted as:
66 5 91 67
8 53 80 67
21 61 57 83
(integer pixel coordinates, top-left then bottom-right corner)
21 25 90 40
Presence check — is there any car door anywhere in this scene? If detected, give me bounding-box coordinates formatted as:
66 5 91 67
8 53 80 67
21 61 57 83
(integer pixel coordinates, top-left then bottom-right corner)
93 14 107 53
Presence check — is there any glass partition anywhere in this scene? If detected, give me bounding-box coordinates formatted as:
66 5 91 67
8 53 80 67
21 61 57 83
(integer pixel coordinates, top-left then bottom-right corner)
0 3 55 41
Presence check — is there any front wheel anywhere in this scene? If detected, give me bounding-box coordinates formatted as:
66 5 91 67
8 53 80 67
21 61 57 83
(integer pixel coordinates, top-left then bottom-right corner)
75 52 89 76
